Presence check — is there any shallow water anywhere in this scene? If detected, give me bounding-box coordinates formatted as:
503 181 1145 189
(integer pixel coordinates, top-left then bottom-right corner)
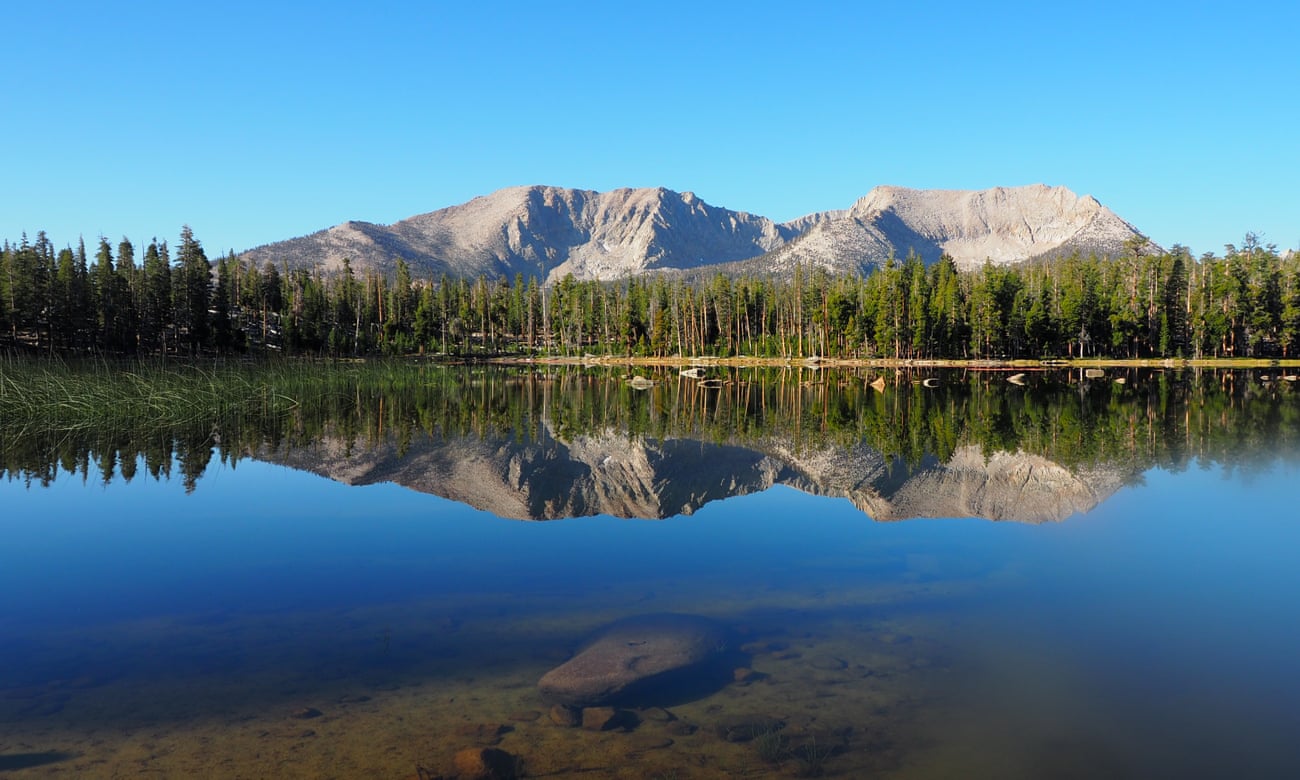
3 367 1300 778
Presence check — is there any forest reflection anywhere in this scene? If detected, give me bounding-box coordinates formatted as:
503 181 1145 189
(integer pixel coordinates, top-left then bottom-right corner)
4 362 1300 520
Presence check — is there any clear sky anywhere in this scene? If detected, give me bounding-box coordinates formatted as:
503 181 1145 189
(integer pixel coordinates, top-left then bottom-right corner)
3 0 1296 259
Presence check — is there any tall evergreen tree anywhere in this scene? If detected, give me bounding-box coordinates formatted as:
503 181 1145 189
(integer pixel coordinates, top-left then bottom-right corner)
211 254 238 351
116 238 139 352
1160 247 1190 356
175 226 211 355
92 237 119 350
141 240 173 353
0 241 10 337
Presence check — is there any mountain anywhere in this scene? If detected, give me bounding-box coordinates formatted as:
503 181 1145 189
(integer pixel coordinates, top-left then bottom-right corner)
254 426 1129 525
746 184 1158 275
240 184 1154 282
241 185 805 282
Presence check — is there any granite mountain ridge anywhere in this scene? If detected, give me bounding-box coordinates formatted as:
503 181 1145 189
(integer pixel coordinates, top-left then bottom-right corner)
240 183 1155 282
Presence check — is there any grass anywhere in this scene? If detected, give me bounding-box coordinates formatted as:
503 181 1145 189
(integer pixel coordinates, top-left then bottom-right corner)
752 726 790 765
0 356 408 437
793 735 835 777
1 359 269 433
748 725 836 776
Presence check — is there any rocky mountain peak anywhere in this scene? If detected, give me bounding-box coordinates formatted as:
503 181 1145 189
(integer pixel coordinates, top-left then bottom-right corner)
755 183 1154 274
241 183 1153 282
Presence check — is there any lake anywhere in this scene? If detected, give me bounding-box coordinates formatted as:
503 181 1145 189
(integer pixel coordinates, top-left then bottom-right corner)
2 364 1299 778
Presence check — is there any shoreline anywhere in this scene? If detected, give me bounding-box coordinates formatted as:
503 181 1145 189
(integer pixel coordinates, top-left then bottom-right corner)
480 354 1300 370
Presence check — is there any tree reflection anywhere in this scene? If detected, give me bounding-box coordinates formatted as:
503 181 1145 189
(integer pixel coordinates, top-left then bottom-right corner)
3 363 1300 497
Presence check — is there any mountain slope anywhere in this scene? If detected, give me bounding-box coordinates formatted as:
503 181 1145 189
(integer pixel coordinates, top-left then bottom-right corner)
242 185 800 282
750 184 1157 274
240 183 1153 281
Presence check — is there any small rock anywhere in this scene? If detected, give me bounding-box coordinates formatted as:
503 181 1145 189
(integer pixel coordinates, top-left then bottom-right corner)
452 747 519 780
771 649 801 660
290 707 322 720
337 694 371 704
549 704 580 727
625 735 674 753
581 706 622 731
733 667 756 683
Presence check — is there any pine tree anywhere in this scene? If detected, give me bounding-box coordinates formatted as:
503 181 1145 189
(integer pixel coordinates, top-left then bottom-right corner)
259 261 283 350
142 240 173 353
0 242 9 338
175 226 211 355
211 254 237 351
1160 247 1190 356
92 237 119 350
116 238 139 352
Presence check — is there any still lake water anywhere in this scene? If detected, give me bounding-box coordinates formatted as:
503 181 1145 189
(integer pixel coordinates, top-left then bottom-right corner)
2 365 1300 778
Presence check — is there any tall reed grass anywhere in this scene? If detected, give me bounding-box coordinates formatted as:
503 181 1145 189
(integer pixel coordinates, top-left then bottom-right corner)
0 357 396 437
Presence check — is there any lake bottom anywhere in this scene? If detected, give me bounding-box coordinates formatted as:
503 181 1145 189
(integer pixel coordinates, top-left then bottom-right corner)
5 558 1291 780
5 459 1300 779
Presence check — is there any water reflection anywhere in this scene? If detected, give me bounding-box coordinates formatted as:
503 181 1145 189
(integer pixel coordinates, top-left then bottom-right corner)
2 364 1300 778
5 364 1300 522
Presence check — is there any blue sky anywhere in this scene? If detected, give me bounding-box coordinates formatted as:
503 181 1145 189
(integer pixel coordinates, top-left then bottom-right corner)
3 1 1296 259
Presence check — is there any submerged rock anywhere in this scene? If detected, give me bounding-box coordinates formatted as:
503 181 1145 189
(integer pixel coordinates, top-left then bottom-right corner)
452 747 519 780
548 704 580 727
581 706 631 731
538 613 729 708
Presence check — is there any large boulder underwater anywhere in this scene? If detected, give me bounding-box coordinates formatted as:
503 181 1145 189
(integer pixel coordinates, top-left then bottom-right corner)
537 613 735 708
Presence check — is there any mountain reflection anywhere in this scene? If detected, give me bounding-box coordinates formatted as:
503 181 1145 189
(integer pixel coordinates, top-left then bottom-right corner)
5 363 1300 522
263 420 1125 523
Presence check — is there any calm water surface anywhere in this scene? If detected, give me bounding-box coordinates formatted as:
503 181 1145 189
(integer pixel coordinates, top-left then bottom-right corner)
2 366 1299 778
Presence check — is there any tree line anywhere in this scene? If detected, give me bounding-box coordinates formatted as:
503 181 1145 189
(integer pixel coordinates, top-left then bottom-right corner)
3 227 1298 360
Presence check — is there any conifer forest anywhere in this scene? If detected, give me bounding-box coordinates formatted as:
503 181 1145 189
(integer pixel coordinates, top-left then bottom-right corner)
3 227 1297 361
